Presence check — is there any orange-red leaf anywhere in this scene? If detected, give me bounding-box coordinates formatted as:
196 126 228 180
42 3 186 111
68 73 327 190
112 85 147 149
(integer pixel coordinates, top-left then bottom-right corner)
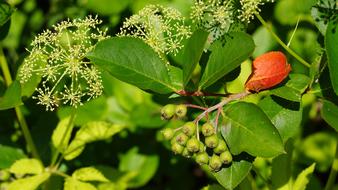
245 51 291 92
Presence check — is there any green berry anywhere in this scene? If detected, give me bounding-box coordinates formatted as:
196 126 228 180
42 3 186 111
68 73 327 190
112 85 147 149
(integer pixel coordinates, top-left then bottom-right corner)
182 148 193 158
182 122 196 137
196 152 209 165
171 143 184 154
175 132 189 145
186 138 200 153
205 135 219 148
161 128 174 140
213 140 228 154
201 123 215 136
161 104 176 120
209 154 222 171
0 170 10 181
220 151 232 164
175 104 187 118
199 141 206 152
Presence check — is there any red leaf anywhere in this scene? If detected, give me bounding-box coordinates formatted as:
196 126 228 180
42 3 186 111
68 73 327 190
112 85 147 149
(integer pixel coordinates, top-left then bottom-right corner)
245 51 291 92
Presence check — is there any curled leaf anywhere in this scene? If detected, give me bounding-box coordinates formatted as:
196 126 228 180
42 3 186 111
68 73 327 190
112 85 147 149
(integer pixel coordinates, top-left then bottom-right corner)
245 51 291 92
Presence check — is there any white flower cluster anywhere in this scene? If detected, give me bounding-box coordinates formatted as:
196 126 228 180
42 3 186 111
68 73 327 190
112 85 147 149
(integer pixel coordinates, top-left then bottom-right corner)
19 16 108 111
238 0 274 23
119 5 192 56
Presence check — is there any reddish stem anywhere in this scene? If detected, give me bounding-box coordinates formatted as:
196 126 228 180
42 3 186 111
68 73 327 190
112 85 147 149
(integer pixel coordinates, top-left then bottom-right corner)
185 104 208 111
177 90 227 97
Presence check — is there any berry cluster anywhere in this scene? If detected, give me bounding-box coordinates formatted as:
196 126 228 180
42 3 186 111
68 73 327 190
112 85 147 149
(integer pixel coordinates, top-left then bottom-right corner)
161 105 232 172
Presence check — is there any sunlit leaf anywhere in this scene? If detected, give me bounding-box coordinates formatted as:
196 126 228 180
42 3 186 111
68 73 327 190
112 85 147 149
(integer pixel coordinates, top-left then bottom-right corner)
9 158 44 175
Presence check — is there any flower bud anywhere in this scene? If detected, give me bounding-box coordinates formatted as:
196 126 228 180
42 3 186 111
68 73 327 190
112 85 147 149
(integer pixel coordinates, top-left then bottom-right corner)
182 148 193 158
161 104 176 120
205 134 219 148
201 123 215 136
182 122 196 137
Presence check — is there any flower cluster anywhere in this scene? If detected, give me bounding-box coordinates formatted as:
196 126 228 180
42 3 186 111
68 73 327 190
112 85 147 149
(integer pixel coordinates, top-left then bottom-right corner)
19 16 108 111
118 4 192 56
237 0 274 23
190 0 234 41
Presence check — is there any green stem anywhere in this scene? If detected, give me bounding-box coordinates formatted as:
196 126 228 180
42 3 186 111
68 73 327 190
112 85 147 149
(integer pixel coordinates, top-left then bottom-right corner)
50 108 76 168
255 13 311 68
0 45 40 160
324 140 338 190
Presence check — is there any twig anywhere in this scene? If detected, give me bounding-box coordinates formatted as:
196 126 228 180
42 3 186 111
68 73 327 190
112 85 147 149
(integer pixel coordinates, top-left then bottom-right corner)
185 104 208 111
177 90 227 97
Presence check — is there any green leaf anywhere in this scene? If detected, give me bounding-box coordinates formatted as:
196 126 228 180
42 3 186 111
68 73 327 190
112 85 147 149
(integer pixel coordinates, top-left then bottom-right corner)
213 158 252 190
64 122 125 160
64 177 97 190
119 147 159 188
253 26 277 58
9 158 44 175
221 102 284 157
129 103 166 128
72 167 109 182
199 32 255 89
0 1 14 26
271 74 311 102
8 173 51 190
321 100 338 131
325 21 338 96
259 96 302 143
88 37 176 94
0 18 10 40
0 81 23 110
293 163 316 190
0 145 26 169
52 117 74 152
274 0 316 25
181 29 209 85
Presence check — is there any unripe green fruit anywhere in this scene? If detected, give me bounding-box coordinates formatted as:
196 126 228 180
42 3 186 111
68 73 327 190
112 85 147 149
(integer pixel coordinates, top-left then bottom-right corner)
161 104 176 120
175 104 187 118
213 140 228 154
0 170 10 181
199 141 206 152
161 128 174 140
182 148 193 158
220 151 232 164
186 138 200 153
171 143 184 154
205 135 219 148
201 123 215 136
175 132 189 145
209 154 222 171
196 152 209 165
182 122 196 137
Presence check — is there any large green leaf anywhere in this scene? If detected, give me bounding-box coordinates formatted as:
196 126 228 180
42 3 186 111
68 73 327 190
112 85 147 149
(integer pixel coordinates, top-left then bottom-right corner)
181 29 209 85
0 1 14 26
325 21 338 96
199 32 254 89
8 173 51 190
271 74 311 102
0 80 22 110
9 158 44 175
321 100 338 131
88 37 177 94
213 157 252 190
259 96 302 143
119 147 159 188
0 145 26 169
221 102 284 157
